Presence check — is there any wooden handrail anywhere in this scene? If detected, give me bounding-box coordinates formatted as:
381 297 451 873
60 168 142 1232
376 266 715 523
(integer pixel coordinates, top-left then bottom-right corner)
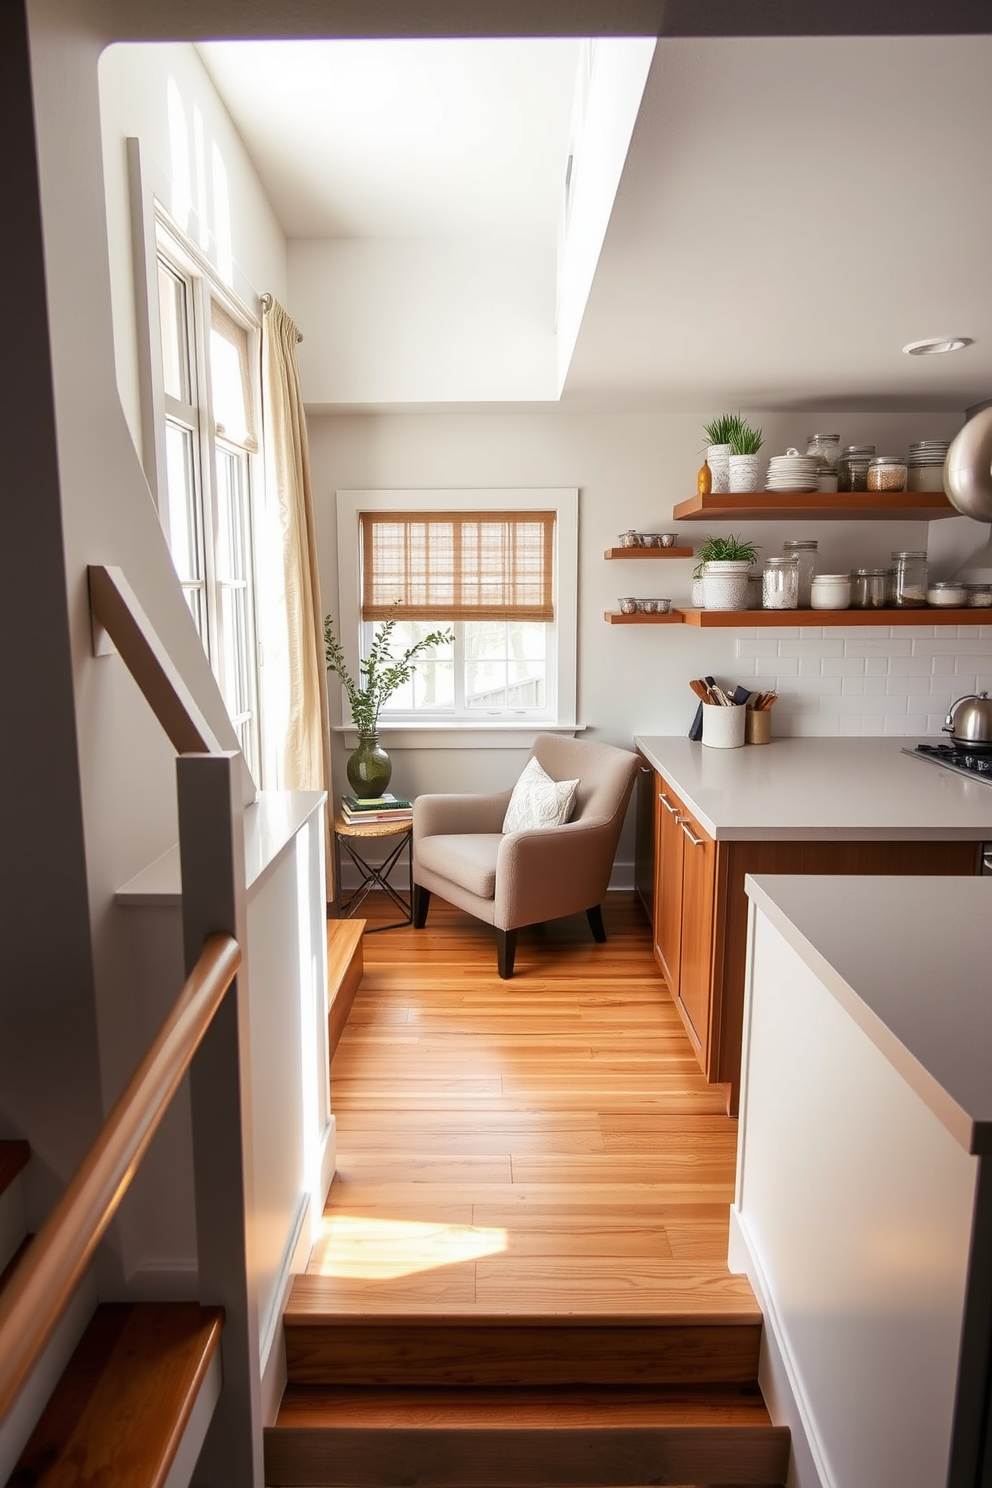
0 932 241 1427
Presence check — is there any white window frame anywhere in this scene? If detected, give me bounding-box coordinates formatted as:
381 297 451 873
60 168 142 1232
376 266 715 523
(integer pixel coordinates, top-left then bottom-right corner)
335 488 579 749
151 211 263 781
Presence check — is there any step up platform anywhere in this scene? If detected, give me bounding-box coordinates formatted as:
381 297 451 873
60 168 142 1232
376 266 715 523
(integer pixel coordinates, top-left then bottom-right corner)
264 1384 790 1487
9 1302 223 1487
327 918 365 1058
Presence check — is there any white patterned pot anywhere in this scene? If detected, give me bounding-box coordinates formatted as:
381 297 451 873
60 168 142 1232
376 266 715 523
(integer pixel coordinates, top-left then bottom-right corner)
702 560 751 610
691 575 705 608
729 453 761 492
706 443 731 494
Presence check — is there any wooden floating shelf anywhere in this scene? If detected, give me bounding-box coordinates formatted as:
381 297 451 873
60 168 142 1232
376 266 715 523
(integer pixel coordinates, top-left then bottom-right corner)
606 607 990 627
604 611 684 624
672 491 957 523
604 546 694 559
679 607 988 627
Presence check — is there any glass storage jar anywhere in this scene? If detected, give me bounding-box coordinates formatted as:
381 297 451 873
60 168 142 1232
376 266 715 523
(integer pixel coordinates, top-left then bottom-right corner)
891 550 928 608
867 456 908 492
851 567 889 609
837 445 875 492
782 539 818 608
965 584 992 608
762 556 799 610
806 433 841 471
810 574 852 610
926 581 968 607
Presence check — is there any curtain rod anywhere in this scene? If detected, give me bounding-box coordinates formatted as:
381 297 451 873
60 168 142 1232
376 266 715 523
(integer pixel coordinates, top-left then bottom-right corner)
260 292 303 343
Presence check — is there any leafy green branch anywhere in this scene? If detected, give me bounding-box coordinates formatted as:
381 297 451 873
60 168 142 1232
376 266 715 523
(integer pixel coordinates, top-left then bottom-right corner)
324 613 454 735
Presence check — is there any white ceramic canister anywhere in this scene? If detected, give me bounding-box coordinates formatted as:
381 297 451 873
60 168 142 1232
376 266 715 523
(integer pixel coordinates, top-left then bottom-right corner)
706 443 732 494
810 573 852 610
701 702 746 749
729 453 761 493
701 560 751 610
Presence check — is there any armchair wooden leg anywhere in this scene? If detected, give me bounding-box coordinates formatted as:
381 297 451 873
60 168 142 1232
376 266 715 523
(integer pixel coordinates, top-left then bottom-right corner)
413 884 431 929
496 928 517 980
586 904 607 943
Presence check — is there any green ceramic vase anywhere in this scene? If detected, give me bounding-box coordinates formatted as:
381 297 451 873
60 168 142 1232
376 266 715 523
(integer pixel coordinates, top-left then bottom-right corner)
346 732 392 799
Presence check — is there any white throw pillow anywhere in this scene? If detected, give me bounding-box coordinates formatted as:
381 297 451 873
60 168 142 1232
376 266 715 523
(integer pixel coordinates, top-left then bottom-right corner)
502 756 579 834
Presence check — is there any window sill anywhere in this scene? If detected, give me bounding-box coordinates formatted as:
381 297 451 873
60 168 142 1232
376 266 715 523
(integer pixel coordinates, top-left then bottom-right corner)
333 722 585 750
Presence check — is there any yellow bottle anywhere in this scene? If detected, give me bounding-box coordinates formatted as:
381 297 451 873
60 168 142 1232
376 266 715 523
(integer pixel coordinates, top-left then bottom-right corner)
697 460 712 496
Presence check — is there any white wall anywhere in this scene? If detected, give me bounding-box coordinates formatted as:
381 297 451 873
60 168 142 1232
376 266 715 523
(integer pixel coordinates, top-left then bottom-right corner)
308 406 981 872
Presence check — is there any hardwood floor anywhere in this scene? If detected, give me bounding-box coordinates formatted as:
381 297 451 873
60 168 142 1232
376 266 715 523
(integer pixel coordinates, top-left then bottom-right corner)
307 892 753 1320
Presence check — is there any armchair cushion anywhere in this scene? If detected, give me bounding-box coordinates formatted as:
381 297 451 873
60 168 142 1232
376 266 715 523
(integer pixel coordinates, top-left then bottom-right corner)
502 756 579 834
415 833 501 901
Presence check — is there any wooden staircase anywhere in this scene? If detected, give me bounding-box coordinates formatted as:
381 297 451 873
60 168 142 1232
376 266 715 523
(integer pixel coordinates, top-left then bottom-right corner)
264 897 790 1487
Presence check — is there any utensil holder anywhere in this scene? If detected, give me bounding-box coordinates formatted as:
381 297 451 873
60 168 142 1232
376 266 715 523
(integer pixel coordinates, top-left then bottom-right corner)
701 702 746 749
745 708 772 745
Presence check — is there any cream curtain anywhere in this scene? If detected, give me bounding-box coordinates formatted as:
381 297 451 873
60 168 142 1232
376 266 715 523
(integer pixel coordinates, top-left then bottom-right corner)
261 297 334 901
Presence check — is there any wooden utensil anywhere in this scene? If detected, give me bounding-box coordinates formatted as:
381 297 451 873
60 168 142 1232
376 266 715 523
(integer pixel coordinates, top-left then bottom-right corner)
689 679 711 702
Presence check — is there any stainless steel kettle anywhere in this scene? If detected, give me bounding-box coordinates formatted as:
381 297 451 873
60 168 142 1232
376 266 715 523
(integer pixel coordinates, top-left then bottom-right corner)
943 692 992 750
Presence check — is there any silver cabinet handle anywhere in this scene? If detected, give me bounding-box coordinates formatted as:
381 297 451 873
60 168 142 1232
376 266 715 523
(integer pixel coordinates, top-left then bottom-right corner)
659 792 680 815
680 819 704 847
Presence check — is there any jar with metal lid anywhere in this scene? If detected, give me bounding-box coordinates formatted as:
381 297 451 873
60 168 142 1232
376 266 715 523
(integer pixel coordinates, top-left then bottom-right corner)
965 584 992 608
891 550 928 608
762 556 799 610
851 567 889 609
867 456 908 492
927 581 968 608
806 433 841 471
837 445 875 492
810 574 852 610
782 539 818 608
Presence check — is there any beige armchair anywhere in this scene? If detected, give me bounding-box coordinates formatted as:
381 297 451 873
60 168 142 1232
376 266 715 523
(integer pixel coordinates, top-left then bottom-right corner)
412 735 639 978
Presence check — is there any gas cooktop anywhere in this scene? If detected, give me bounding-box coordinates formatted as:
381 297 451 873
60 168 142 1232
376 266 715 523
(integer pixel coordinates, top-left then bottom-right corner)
903 742 992 783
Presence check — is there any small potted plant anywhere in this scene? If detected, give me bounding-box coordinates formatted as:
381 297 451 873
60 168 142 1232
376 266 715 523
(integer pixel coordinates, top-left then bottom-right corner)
702 414 742 495
692 534 760 610
325 613 453 797
729 418 764 493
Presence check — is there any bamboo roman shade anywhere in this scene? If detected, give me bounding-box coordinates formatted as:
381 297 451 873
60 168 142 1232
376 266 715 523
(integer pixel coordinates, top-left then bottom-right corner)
361 511 555 622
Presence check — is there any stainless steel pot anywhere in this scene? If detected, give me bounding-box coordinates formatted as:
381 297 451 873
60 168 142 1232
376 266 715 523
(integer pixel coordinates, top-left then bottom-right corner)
943 691 992 750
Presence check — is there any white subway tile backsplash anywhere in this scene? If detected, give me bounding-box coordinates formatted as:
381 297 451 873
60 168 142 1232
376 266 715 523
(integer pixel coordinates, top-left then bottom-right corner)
885 675 932 695
735 638 780 659
778 637 844 658
771 656 800 676
839 676 867 695
903 714 929 734
845 637 913 657
931 654 957 675
899 626 936 639
887 655 934 676
821 657 868 677
865 656 889 676
928 638 992 655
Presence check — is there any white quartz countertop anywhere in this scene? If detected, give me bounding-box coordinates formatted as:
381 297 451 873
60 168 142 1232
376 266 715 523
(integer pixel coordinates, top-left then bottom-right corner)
116 790 326 906
746 873 992 1153
634 735 992 841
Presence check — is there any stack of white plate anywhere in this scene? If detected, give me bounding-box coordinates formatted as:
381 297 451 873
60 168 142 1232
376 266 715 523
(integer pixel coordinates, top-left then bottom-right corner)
907 440 950 493
765 453 821 492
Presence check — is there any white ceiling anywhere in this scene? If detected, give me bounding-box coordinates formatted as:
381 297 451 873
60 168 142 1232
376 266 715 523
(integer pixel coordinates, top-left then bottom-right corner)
198 34 992 412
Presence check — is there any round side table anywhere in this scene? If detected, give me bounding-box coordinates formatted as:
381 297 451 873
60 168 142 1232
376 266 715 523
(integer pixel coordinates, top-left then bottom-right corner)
333 815 413 931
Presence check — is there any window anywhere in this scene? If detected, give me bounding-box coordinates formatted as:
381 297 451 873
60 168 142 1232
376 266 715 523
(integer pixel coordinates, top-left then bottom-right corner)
154 216 262 777
336 489 578 735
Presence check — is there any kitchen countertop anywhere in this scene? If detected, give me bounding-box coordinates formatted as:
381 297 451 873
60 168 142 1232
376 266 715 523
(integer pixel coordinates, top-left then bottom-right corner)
633 735 992 842
745 873 992 1153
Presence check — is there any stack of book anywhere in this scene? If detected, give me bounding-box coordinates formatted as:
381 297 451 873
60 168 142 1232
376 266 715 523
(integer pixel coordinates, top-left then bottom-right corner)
340 793 413 826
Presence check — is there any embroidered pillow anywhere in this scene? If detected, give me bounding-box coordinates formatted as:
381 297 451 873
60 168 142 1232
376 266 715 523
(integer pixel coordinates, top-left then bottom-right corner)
502 756 579 834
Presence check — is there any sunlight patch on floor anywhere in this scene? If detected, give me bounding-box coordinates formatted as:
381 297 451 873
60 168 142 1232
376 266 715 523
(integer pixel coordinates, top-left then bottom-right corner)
310 1214 508 1279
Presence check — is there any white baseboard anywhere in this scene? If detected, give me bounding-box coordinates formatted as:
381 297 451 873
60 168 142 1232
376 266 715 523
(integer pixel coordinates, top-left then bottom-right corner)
729 1204 828 1488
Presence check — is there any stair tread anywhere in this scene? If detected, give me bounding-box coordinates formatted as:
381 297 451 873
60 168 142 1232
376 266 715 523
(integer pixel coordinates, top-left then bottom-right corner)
9 1302 223 1487
274 1383 775 1429
327 918 365 1009
286 1269 760 1323
0 1140 30 1202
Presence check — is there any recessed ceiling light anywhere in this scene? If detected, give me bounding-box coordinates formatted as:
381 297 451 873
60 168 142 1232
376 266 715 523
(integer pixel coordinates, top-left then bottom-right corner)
903 337 973 356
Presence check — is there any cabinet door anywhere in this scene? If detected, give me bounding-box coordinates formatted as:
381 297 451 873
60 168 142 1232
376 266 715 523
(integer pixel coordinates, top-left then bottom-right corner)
633 761 656 919
677 805 717 1061
654 777 684 994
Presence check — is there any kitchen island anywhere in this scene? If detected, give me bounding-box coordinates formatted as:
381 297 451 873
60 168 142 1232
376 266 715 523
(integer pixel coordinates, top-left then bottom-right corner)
632 736 992 1111
732 873 992 1488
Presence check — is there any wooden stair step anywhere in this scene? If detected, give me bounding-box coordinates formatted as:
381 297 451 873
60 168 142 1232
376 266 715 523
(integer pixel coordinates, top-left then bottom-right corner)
0 1141 30 1202
327 918 365 1057
9 1302 223 1487
264 1383 790 1486
284 1286 761 1386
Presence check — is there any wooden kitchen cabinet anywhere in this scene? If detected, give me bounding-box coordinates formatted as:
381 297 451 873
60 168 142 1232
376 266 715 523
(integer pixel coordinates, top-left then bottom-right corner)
645 767 980 1115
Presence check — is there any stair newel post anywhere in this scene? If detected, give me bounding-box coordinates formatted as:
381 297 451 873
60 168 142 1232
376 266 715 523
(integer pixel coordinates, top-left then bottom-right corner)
177 751 263 1487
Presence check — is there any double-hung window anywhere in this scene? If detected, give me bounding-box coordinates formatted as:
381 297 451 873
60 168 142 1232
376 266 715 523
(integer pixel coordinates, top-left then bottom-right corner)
336 489 578 733
154 218 262 778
